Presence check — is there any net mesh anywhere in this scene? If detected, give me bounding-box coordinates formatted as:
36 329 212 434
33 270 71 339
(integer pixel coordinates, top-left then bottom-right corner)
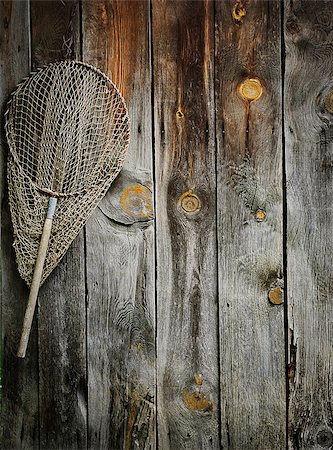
5 61 129 286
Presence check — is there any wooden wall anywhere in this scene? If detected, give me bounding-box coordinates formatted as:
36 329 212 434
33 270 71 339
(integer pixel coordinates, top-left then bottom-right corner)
0 0 332 449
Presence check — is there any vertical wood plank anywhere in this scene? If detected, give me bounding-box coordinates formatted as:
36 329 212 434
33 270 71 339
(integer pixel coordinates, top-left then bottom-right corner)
82 1 156 448
284 1 333 448
215 1 285 448
0 2 39 448
30 1 87 448
153 1 220 448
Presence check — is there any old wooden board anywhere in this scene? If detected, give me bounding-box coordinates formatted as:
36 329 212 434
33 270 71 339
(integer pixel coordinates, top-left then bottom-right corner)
284 1 333 448
30 1 87 448
0 2 39 448
152 0 220 448
215 1 285 448
82 1 155 448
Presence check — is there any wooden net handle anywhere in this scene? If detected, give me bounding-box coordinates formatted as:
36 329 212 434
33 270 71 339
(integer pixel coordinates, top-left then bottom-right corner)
17 197 57 358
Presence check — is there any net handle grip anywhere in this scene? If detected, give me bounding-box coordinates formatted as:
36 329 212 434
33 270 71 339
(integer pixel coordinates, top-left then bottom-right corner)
17 197 57 358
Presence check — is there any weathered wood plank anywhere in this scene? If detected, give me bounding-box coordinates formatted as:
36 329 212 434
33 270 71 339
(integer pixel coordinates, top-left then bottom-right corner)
215 1 285 448
284 1 333 448
0 2 39 448
82 1 155 448
30 1 87 448
153 1 220 448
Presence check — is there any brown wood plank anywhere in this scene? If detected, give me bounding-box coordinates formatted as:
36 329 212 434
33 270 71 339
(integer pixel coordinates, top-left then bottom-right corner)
0 2 39 448
284 1 333 448
82 1 155 448
215 1 285 448
153 1 220 448
30 1 87 448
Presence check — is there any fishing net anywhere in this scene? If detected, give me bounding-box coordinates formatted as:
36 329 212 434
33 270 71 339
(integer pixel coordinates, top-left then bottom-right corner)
5 60 129 286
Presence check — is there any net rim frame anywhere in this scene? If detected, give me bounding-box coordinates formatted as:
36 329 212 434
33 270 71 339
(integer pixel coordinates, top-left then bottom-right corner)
4 59 130 198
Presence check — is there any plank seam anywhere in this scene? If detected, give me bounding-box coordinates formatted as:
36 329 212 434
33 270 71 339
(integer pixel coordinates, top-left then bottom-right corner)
149 0 158 448
280 1 289 448
213 0 223 447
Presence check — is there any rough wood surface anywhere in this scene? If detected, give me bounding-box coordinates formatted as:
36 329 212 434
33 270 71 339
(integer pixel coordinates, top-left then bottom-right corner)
30 1 87 448
82 1 155 448
284 1 333 448
215 1 286 448
2 1 333 448
0 2 40 448
153 1 220 448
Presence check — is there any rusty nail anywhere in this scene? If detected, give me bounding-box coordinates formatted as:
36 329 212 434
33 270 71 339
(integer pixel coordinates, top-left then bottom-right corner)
239 78 263 102
268 287 284 305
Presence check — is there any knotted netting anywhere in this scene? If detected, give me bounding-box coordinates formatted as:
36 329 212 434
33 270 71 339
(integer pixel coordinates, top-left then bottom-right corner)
5 60 129 286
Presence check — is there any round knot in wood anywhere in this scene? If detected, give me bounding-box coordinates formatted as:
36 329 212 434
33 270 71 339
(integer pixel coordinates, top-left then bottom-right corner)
255 209 266 222
239 78 263 102
317 430 333 448
268 287 284 305
179 191 201 214
324 91 333 114
120 184 153 219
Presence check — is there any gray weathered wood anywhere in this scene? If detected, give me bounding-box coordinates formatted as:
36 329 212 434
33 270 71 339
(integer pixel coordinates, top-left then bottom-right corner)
284 1 333 448
0 2 39 448
82 1 156 448
153 1 220 448
215 1 286 448
30 1 87 448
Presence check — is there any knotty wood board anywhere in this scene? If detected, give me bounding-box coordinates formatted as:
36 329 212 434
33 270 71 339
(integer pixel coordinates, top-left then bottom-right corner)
215 1 286 448
153 1 220 448
0 2 39 448
82 1 155 448
30 1 87 448
284 1 333 448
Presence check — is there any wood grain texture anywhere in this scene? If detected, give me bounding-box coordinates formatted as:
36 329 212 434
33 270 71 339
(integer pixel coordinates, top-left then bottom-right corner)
284 1 333 448
30 1 87 448
0 2 39 448
82 1 155 448
153 1 220 448
215 1 285 448
31 0 81 69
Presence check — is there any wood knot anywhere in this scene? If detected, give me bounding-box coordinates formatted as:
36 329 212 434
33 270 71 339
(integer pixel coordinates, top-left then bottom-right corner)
255 209 266 222
232 1 246 23
182 389 213 414
286 19 301 35
194 373 203 385
120 184 153 220
268 287 284 305
324 91 333 114
179 191 201 214
176 109 184 119
317 430 333 448
239 78 263 102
